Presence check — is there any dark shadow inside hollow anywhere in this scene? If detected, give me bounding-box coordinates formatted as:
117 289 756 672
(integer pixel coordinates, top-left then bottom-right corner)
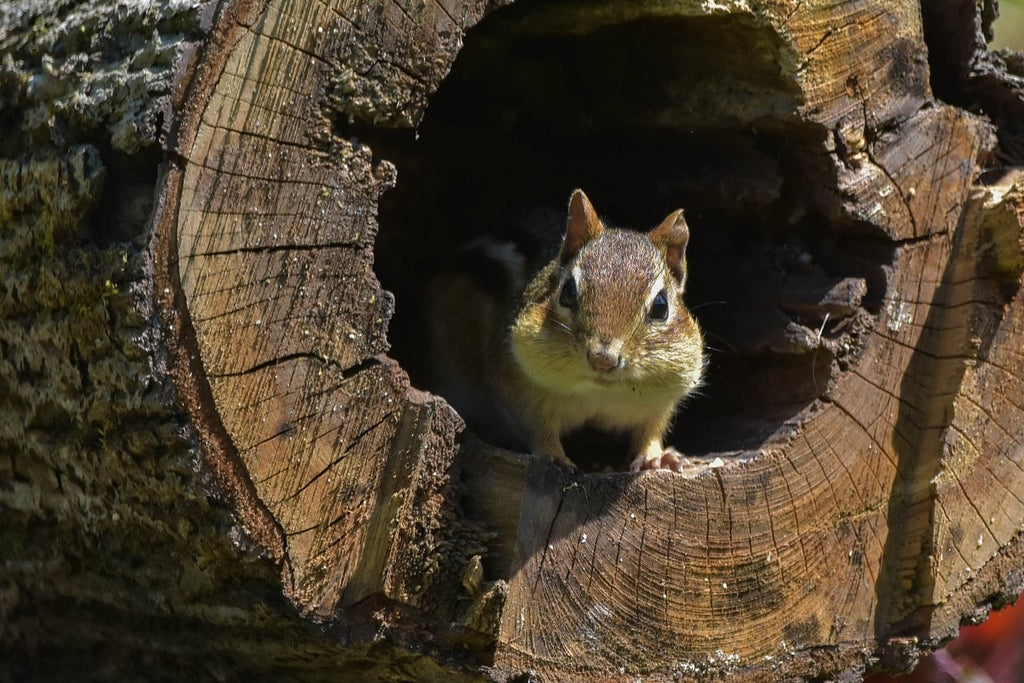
364 0 890 471
920 0 1024 166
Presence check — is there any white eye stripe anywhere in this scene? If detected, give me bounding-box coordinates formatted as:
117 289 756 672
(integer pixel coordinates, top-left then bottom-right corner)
561 265 584 302
646 276 673 323
557 265 584 310
645 276 669 308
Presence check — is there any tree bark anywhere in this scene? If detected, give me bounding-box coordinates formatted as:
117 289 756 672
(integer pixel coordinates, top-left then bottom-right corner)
4 0 1024 681
0 1 474 680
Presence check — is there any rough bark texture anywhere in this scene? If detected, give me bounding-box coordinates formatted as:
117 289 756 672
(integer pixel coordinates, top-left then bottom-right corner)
3 0 1024 681
0 1 476 680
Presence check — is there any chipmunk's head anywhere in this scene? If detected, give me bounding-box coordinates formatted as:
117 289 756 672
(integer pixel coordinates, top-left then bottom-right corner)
512 190 704 398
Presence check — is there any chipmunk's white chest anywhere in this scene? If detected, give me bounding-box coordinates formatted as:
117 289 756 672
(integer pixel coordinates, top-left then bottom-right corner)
533 377 683 433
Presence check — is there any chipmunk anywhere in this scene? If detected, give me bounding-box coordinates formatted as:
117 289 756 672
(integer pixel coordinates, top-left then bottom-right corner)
424 189 704 472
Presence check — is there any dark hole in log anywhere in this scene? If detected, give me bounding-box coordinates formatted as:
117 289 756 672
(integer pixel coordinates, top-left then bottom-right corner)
920 0 1024 166
93 142 161 247
366 0 889 470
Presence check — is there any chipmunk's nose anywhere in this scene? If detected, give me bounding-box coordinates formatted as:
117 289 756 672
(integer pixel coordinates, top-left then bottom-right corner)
587 339 623 373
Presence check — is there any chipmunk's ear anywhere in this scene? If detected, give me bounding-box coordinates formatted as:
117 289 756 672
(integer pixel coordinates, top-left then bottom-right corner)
649 208 690 284
561 189 604 263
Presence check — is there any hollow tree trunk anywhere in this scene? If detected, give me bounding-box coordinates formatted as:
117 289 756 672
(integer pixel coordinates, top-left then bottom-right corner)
5 0 1024 681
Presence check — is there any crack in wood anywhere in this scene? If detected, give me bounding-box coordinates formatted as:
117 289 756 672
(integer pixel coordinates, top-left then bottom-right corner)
194 240 368 257
583 517 601 599
209 351 381 379
705 481 714 612
387 0 416 26
804 28 835 60
532 484 568 597
804 431 884 592
249 19 333 67
429 0 459 29
636 485 649 627
935 499 976 586
186 125 324 161
947 465 1001 550
831 388 899 470
667 480 679 624
762 477 785 585
613 515 627 593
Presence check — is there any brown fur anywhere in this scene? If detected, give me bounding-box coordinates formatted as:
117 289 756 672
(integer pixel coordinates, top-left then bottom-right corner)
507 190 704 470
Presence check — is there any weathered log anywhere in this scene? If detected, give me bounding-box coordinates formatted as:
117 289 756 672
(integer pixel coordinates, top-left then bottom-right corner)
0 2 469 680
153 0 1024 678
4 0 1024 680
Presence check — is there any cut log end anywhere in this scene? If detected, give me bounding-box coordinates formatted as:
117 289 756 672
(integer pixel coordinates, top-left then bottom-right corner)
157 0 1024 679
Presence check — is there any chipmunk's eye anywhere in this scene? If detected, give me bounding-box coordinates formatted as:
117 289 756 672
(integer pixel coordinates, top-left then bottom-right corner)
559 276 579 310
649 288 669 321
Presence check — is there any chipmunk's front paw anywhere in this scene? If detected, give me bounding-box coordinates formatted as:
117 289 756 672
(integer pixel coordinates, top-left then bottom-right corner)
538 448 579 473
629 447 697 474
551 453 580 473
